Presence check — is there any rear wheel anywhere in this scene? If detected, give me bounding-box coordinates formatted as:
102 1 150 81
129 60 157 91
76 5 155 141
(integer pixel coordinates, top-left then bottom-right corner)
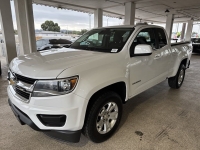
83 91 123 143
168 64 186 89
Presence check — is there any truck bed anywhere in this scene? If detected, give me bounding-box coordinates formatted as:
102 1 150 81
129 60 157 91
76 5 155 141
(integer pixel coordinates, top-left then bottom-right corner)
171 41 190 46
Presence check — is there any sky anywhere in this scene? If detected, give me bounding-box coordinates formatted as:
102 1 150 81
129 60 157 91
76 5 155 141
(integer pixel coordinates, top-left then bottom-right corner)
10 1 123 31
2 1 200 33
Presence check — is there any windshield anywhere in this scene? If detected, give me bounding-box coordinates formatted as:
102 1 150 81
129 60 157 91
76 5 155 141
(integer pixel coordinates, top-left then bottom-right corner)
70 28 134 53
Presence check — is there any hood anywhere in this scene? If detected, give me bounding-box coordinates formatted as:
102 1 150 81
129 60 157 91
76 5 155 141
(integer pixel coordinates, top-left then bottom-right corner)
10 48 107 79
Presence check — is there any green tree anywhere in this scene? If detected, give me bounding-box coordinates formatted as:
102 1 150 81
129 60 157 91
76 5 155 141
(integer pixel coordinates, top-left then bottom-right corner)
41 20 60 32
80 29 88 35
74 30 81 35
65 30 81 35
176 32 181 38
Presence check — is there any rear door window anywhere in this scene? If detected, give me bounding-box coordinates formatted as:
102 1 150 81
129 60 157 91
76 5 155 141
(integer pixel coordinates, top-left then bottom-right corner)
155 28 167 48
130 28 156 53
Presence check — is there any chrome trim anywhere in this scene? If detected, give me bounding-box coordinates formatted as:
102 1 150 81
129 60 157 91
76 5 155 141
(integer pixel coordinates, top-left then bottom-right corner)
11 86 30 103
8 69 37 103
16 80 35 92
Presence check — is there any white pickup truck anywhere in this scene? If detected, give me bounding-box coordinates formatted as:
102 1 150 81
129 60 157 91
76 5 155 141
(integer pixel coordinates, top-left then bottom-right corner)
7 24 192 143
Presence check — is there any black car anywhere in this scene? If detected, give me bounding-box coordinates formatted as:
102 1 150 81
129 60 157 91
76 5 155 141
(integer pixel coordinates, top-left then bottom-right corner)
36 38 72 51
191 38 200 53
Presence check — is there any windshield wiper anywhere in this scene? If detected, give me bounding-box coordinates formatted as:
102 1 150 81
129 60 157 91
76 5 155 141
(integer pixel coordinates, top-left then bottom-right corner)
71 46 112 53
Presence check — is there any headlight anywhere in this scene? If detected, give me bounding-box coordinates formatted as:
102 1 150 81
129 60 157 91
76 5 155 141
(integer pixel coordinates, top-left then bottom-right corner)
32 76 78 97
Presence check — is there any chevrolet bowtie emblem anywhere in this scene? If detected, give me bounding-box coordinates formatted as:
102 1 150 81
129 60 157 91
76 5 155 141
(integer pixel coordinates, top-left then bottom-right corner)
9 78 16 85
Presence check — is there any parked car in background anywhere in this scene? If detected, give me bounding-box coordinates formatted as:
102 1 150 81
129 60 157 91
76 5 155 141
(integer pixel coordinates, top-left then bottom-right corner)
191 38 200 53
36 38 72 51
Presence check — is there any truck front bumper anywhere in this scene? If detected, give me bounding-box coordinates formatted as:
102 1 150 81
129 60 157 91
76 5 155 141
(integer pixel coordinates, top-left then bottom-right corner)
7 86 87 143
8 99 81 142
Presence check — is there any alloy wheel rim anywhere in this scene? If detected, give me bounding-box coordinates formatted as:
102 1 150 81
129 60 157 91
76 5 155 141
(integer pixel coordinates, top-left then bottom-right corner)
96 102 118 134
178 69 184 85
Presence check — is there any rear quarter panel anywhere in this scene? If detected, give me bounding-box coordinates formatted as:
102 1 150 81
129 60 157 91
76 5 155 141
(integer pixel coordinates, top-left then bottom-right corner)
168 42 192 77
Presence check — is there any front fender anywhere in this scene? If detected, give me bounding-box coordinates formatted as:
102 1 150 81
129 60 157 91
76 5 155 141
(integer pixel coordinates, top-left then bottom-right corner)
78 77 129 102
73 66 129 101
57 53 129 101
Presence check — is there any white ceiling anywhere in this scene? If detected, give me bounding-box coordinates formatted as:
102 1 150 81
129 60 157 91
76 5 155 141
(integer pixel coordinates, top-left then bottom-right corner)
33 0 200 23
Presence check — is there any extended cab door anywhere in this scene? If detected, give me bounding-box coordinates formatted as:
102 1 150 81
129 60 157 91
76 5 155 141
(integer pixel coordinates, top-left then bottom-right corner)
153 28 171 79
128 27 170 98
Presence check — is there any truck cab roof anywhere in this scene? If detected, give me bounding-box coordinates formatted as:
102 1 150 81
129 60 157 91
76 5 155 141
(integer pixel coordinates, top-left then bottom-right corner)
94 23 164 30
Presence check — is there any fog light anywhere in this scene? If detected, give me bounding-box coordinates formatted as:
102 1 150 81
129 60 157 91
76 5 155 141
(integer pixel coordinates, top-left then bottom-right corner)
37 115 66 127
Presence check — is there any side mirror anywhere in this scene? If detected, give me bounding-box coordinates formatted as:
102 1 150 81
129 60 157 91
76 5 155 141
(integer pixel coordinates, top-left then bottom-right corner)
133 44 153 56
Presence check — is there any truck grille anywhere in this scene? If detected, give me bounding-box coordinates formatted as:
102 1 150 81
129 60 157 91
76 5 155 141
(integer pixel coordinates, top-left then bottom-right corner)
15 87 30 100
15 74 36 84
8 70 36 102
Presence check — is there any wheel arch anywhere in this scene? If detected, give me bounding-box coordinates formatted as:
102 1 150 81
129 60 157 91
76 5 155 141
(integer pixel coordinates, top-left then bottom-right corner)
181 58 188 67
88 81 127 105
82 82 127 129
170 57 188 77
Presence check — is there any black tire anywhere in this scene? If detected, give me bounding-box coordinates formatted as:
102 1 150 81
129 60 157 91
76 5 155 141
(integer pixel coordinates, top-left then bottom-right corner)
83 91 123 143
168 64 186 89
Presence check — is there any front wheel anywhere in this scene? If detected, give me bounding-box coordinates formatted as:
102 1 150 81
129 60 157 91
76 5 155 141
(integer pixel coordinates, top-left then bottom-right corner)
168 64 186 89
83 91 123 143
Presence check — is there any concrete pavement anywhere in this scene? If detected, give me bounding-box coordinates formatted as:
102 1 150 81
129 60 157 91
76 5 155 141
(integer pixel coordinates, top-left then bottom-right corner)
1 54 200 150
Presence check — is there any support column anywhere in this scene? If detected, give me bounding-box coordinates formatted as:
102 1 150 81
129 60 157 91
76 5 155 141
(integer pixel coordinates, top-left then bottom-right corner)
181 23 186 40
165 14 174 42
0 0 17 63
124 2 135 25
26 0 36 53
185 20 194 41
94 8 102 28
14 0 36 55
